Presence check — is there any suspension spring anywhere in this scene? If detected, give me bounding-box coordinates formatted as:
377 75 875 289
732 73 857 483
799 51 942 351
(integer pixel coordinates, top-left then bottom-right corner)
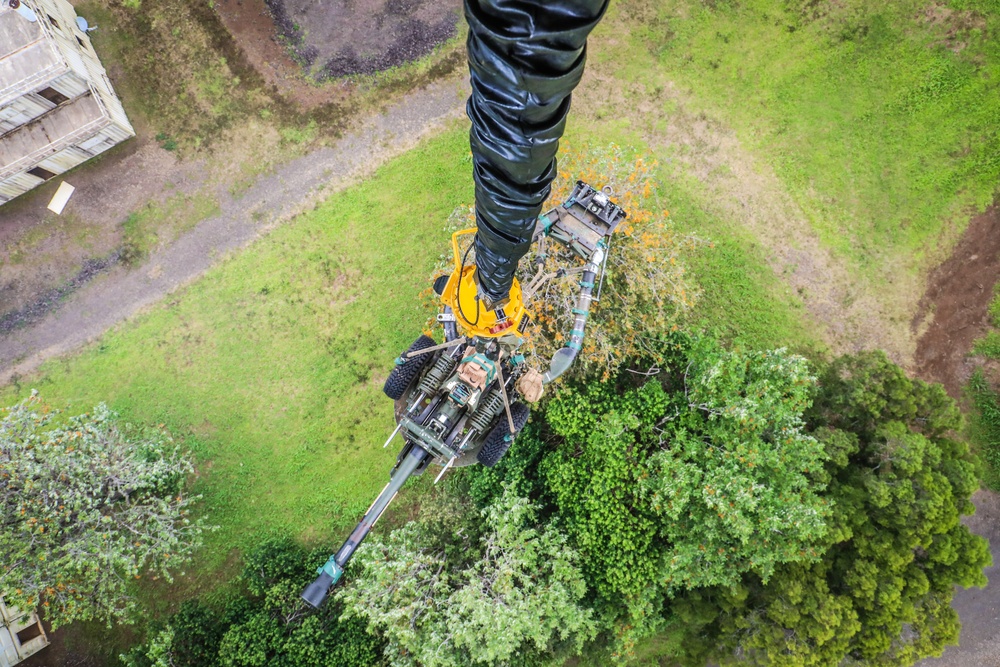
418 353 457 396
468 387 504 433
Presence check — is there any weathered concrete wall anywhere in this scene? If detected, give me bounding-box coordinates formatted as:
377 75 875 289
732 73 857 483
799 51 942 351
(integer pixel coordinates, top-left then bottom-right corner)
0 0 134 204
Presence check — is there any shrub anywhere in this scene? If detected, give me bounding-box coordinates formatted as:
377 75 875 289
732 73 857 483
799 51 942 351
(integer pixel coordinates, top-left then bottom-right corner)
338 487 595 667
120 537 384 667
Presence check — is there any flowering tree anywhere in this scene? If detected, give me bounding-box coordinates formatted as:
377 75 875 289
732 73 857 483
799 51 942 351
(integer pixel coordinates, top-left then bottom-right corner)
431 144 705 379
520 144 705 378
0 393 211 628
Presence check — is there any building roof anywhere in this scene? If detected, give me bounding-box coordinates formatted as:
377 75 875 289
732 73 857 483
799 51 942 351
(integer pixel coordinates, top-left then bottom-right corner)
0 6 67 109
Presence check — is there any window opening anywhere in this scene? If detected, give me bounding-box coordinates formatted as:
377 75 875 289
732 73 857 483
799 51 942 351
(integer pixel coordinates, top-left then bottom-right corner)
16 622 43 644
27 167 56 181
36 87 69 106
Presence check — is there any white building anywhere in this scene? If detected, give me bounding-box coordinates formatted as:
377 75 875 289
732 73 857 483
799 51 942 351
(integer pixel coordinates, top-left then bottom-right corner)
0 0 135 204
0 596 47 667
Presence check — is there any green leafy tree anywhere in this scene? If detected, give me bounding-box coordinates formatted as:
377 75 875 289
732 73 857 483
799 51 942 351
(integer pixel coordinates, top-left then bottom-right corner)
538 336 829 652
338 486 596 667
0 392 209 628
121 537 383 667
703 352 990 666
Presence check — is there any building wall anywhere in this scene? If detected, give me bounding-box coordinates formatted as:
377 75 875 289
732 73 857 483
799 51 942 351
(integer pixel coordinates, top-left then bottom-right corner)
31 0 133 133
0 596 48 667
0 71 90 133
0 0 135 204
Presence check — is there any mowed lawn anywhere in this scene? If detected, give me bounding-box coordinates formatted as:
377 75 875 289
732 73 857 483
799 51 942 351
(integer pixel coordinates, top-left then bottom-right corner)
614 0 1000 274
1 128 473 589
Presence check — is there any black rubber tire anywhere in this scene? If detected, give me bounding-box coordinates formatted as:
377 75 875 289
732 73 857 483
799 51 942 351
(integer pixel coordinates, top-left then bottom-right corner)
383 335 436 400
477 402 530 468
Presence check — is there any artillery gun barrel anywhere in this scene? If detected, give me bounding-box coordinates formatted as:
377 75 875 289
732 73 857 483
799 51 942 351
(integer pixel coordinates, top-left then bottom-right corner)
301 443 430 608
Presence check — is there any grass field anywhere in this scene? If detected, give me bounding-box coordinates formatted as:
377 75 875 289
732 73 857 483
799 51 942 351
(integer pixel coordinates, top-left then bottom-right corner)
657 168 820 353
2 128 472 597
619 0 1000 275
0 117 813 604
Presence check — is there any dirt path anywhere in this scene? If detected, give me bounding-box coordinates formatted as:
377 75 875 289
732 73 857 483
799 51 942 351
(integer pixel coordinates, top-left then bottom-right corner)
0 138 207 321
910 203 1000 667
0 76 469 383
572 70 918 364
913 205 1000 398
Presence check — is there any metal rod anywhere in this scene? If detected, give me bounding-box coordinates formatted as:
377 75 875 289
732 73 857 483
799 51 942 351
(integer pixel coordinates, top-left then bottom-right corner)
333 445 428 566
406 337 467 358
302 445 429 608
434 455 456 484
594 238 611 303
382 422 402 448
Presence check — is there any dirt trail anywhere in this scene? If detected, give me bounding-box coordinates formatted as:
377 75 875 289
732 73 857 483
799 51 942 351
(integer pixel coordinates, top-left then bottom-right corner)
0 76 469 383
574 73 918 363
913 205 1000 398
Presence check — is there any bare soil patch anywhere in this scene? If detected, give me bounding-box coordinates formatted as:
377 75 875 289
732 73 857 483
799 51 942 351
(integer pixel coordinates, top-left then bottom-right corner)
572 69 918 362
0 138 204 321
909 203 1000 667
266 0 462 80
213 0 346 109
912 204 1000 400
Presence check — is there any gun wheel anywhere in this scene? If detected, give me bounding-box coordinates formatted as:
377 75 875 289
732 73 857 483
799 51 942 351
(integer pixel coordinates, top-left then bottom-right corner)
383 335 436 400
477 402 530 468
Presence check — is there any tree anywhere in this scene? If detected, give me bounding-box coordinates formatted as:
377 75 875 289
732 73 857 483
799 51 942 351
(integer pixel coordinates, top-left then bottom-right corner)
121 537 384 667
536 335 829 654
337 486 596 667
702 352 990 666
0 392 210 628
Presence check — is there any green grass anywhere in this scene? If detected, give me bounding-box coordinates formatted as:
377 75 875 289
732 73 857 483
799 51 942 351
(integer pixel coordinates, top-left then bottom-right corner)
611 0 1000 275
121 193 220 265
970 285 1000 486
77 0 282 149
973 331 1000 360
989 284 1000 327
968 368 1000 490
2 128 473 598
661 170 821 354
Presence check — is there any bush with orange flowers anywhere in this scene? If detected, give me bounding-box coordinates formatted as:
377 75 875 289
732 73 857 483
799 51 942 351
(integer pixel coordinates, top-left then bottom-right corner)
430 144 704 379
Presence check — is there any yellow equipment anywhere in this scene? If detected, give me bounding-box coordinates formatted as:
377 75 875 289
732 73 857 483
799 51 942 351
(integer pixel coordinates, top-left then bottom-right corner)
439 228 530 338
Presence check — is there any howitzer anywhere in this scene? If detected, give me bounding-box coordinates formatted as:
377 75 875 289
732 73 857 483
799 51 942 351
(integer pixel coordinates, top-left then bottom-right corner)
302 182 626 608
